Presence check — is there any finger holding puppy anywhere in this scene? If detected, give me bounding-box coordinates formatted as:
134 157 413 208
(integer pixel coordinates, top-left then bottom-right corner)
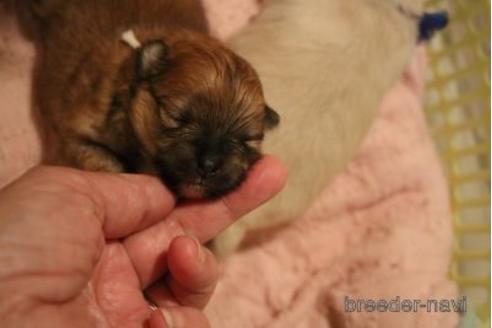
123 155 288 288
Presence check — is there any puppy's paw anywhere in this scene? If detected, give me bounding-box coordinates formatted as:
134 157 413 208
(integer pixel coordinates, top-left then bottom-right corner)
59 140 126 173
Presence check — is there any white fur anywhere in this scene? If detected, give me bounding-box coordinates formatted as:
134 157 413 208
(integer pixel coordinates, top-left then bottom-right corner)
213 0 425 256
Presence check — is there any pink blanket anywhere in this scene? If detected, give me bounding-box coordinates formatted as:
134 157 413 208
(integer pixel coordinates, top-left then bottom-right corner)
0 2 457 327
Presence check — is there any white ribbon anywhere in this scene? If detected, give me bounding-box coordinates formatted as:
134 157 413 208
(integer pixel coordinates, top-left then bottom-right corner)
121 29 142 49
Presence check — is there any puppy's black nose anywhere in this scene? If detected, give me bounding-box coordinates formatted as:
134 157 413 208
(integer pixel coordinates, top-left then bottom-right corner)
198 154 221 177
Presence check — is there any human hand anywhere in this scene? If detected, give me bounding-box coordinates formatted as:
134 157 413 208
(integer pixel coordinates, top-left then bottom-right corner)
0 156 287 328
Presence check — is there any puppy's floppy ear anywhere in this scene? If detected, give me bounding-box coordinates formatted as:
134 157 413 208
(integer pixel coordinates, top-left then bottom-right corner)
137 40 170 80
264 105 280 129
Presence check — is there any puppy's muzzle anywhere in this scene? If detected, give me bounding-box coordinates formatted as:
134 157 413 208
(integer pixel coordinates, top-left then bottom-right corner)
197 153 222 178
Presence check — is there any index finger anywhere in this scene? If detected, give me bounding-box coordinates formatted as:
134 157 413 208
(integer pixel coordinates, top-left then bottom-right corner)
123 155 287 287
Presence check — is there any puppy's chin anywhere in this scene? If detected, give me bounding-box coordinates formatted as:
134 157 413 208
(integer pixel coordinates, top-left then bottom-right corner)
159 163 250 200
173 171 247 199
178 184 207 199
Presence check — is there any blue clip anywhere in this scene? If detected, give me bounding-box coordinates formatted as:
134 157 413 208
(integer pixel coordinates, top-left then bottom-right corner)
419 11 449 41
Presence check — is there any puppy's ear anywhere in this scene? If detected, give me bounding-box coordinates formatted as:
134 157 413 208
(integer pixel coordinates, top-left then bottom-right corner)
137 40 170 80
264 105 280 129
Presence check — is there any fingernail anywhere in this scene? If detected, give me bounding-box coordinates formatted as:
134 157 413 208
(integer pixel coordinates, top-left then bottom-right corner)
189 235 205 263
160 308 173 328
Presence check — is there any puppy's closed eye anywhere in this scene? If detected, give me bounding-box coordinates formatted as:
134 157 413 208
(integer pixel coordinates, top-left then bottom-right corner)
159 107 191 129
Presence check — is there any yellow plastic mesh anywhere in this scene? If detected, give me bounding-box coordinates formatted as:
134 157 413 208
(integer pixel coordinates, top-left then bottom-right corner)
424 0 491 325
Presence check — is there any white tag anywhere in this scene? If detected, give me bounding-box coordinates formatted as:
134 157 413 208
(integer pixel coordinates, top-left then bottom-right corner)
121 29 142 49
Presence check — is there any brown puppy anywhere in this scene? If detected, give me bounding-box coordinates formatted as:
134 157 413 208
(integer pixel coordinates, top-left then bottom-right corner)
29 0 279 198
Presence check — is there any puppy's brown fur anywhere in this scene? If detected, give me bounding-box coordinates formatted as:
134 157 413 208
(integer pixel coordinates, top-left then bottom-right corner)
30 0 279 198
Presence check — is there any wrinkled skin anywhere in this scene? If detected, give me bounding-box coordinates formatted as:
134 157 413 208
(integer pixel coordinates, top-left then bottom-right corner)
0 156 287 328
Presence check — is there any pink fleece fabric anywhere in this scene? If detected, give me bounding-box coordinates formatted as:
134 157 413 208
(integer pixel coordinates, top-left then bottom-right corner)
0 2 457 327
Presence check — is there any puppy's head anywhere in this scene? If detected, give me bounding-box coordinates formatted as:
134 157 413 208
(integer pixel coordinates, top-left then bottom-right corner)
123 33 279 198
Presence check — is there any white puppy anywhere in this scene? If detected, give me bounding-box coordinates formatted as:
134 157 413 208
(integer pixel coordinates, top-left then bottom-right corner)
213 0 426 256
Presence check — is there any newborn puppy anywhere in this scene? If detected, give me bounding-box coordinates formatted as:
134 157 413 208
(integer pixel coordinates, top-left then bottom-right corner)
212 0 427 256
28 0 279 198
